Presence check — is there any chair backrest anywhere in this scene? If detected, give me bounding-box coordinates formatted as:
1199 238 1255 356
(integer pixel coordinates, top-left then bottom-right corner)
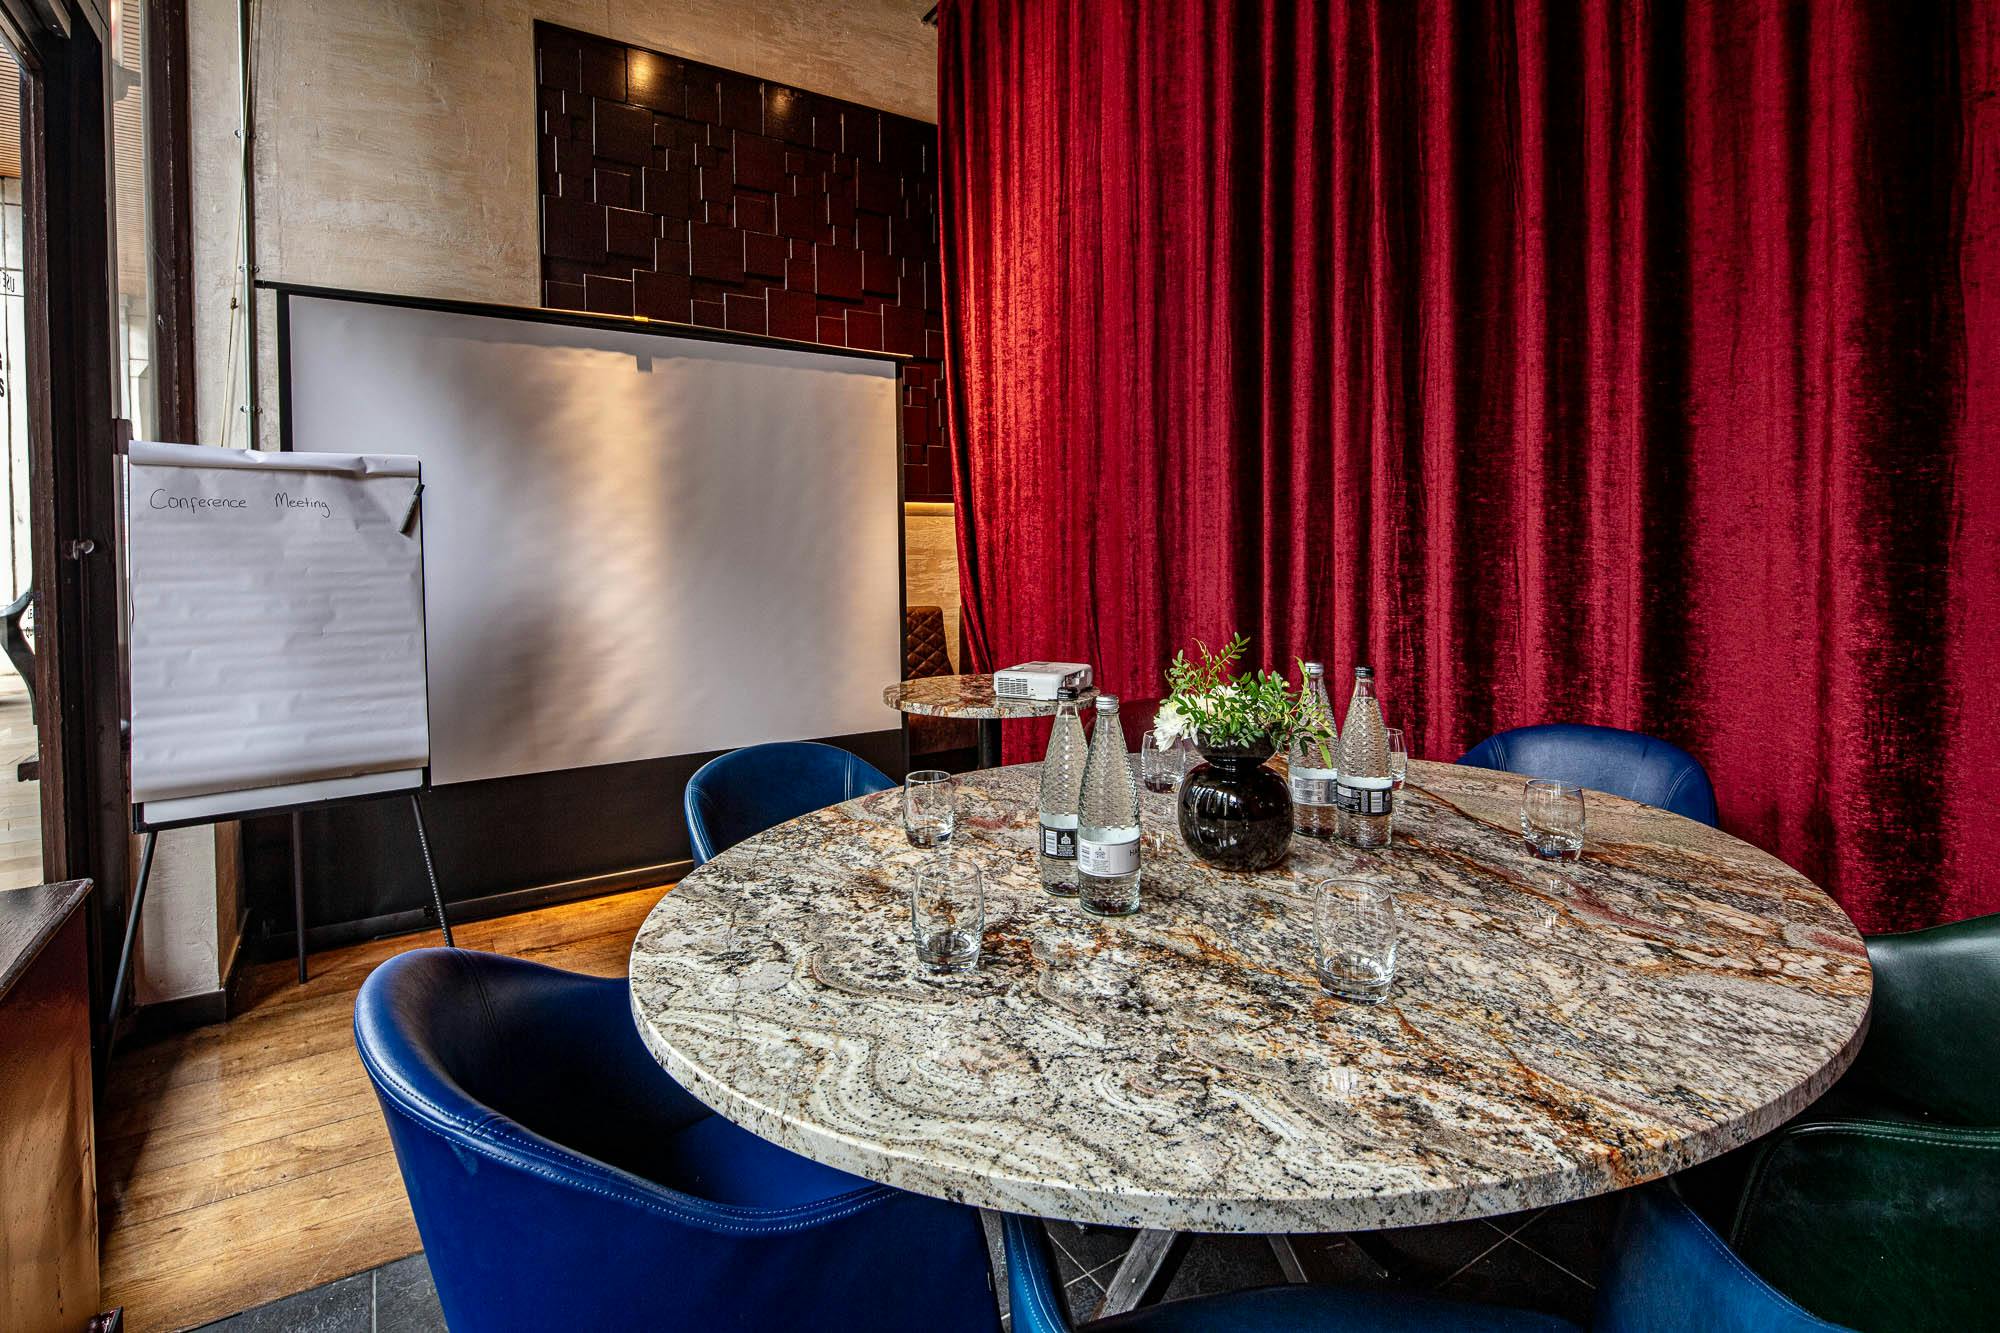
684 741 893 867
1457 724 1719 827
907 605 954 679
1727 1117 1999 1333
1593 1186 1854 1331
1844 911 2000 1122
354 948 997 1333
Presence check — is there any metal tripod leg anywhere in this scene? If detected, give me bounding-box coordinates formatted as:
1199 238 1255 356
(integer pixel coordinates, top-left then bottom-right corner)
410 793 453 946
291 812 309 982
104 829 160 1058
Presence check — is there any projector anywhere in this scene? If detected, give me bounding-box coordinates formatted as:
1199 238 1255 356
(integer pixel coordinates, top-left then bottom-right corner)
994 662 1094 702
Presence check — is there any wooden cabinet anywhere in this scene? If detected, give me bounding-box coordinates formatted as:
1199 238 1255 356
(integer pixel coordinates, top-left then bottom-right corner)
0 880 97 1332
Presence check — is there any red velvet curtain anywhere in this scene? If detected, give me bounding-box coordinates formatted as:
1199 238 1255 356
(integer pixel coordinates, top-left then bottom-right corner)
938 0 2000 932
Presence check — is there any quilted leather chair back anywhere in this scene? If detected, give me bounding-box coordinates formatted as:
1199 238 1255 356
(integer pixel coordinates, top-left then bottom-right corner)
906 605 953 679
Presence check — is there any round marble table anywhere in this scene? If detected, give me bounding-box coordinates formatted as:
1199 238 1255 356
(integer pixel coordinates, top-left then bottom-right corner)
883 674 1097 767
631 759 1869 1280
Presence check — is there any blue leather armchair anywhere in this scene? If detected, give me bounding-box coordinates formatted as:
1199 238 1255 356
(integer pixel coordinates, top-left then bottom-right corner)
1457 724 1720 826
685 741 894 867
355 949 998 1332
1003 1188 1847 1331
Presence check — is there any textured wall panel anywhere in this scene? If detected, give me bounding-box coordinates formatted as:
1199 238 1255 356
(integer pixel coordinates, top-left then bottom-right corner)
535 22 949 499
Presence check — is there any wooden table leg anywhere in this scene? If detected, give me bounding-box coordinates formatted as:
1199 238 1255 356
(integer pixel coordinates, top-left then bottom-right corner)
977 717 1002 769
979 1210 1010 1319
1094 1228 1185 1319
1268 1234 1310 1283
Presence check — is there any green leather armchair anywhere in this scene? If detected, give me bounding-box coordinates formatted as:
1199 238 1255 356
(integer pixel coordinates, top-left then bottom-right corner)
1726 912 2000 1333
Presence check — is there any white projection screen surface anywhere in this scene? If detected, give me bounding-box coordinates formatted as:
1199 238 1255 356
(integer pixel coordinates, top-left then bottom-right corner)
282 292 903 788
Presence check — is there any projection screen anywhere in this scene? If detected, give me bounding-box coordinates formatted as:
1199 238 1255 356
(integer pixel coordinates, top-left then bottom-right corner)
281 290 903 788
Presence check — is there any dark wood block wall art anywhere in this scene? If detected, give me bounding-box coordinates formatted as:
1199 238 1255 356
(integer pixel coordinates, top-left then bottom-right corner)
534 23 950 500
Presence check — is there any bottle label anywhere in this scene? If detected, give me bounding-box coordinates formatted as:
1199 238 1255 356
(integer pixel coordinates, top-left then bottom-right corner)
1040 813 1078 859
1290 766 1338 806
1078 833 1140 877
1335 776 1394 816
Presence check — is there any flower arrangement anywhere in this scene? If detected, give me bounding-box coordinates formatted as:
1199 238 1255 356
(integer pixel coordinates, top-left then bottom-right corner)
1151 633 1330 754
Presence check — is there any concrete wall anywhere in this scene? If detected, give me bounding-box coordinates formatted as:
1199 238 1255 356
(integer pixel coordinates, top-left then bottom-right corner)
194 0 939 452
173 1 953 999
135 828 219 1005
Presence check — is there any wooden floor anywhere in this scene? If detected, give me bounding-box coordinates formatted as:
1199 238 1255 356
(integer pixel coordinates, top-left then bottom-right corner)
0 671 42 891
97 883 672 1333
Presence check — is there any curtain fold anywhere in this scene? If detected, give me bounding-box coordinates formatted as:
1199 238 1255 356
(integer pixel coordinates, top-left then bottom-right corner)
938 0 1998 930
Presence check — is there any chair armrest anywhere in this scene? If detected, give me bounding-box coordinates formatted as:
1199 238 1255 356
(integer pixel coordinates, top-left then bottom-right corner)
1729 1117 2000 1333
1001 1214 1073 1333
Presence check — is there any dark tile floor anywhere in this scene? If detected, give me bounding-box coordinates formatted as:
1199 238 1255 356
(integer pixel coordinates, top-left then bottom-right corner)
195 1194 1613 1331
193 1254 444 1333
1032 1194 1612 1327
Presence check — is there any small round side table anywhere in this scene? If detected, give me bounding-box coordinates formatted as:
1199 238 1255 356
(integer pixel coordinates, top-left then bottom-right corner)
882 673 1098 768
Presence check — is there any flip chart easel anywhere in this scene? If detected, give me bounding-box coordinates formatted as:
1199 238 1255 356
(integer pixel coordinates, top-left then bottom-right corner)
110 441 450 1034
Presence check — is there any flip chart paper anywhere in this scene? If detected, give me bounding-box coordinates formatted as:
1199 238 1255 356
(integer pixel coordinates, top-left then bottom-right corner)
127 440 430 812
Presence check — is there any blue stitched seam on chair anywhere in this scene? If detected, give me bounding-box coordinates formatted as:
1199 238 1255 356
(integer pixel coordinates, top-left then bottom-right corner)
1673 1199 1847 1330
1661 764 1698 812
1008 1220 1069 1333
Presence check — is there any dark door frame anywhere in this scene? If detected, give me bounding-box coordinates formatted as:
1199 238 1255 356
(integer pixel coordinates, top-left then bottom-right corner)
8 0 135 1048
145 0 196 445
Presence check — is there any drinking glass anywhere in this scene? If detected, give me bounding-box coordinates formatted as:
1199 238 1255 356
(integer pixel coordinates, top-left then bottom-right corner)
1312 878 1397 1003
910 855 983 972
1139 729 1185 793
1521 779 1585 861
1385 726 1409 839
904 770 958 848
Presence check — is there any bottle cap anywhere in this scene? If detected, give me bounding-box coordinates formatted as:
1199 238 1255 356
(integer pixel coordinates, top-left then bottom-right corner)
1095 694 1120 712
1355 665 1374 679
1302 661 1323 674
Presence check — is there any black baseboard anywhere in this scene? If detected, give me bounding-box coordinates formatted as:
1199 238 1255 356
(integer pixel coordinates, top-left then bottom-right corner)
131 984 230 1037
248 858 690 966
244 729 900 950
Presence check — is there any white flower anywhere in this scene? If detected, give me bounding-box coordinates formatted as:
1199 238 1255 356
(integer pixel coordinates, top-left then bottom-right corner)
1152 701 1189 748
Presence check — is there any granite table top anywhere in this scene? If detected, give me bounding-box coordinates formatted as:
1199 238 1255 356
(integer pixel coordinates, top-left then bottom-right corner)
883 674 1098 720
631 760 1871 1233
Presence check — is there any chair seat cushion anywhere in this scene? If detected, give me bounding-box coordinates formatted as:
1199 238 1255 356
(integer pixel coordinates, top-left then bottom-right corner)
660 1111 874 1208
1093 1284 1581 1333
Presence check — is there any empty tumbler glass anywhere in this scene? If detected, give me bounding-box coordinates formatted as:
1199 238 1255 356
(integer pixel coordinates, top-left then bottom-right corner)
1139 729 1186 793
1385 727 1409 840
1312 878 1397 1004
910 855 983 972
904 770 959 848
1521 779 1585 861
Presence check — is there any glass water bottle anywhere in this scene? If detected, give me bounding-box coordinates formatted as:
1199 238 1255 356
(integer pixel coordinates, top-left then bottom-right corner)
1335 666 1393 849
1038 700 1088 895
1077 696 1142 916
1288 661 1339 838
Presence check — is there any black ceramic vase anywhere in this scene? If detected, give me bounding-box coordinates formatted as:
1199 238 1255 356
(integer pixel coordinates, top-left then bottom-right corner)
1177 743 1293 871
